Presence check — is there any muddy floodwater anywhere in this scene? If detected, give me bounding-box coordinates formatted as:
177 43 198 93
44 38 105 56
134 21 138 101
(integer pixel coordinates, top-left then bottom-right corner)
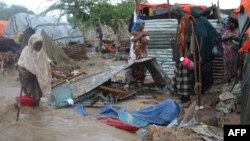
0 70 139 141
0 57 241 141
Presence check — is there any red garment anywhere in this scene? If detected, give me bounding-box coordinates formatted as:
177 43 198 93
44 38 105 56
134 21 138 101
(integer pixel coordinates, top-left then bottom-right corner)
97 117 140 132
0 20 7 37
239 40 250 53
103 43 115 53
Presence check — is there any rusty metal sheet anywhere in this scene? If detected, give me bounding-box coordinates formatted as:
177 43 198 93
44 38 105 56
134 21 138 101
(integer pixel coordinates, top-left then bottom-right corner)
71 58 170 98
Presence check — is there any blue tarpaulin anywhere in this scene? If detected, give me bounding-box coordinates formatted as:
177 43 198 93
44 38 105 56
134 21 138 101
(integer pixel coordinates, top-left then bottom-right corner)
99 99 181 127
75 104 88 116
50 83 74 108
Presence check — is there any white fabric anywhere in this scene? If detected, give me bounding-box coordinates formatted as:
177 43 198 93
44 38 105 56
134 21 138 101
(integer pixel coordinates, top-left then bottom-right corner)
128 35 150 64
17 34 52 97
133 11 137 23
129 36 136 64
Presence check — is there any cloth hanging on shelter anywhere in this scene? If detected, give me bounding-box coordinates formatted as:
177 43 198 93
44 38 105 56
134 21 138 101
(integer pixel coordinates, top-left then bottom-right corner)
0 20 7 37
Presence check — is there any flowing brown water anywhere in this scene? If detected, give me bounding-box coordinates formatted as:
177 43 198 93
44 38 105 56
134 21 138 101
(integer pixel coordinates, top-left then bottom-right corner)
0 70 139 141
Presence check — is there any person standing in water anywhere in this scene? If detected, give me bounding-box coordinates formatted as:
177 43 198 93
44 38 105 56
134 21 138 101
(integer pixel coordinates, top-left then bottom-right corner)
17 34 53 105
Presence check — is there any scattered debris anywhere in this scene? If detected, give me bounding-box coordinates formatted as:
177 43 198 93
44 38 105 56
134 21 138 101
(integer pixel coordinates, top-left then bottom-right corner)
0 51 18 72
195 107 220 127
215 99 237 114
52 71 87 89
143 125 203 141
219 92 235 101
192 125 223 141
179 101 196 126
62 43 89 61
71 58 170 100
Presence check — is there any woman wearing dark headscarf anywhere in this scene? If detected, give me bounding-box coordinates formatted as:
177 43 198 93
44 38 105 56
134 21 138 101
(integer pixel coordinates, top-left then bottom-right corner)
222 17 239 84
171 4 219 103
170 4 196 103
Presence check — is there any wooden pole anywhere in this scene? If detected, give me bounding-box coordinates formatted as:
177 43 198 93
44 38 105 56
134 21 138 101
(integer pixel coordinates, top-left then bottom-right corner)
167 0 170 18
135 0 140 14
193 36 198 102
194 36 202 108
52 71 87 89
216 0 221 23
191 23 201 108
198 38 202 108
99 85 127 95
16 87 22 121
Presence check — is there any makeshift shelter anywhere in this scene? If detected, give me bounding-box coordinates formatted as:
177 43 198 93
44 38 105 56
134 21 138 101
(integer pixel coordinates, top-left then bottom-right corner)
136 3 209 18
0 20 7 37
233 0 250 124
4 13 84 44
0 20 20 53
0 37 20 52
132 3 222 81
234 0 250 38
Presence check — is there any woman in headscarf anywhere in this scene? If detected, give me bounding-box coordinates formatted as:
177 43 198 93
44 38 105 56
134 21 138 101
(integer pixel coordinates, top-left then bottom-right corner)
222 17 239 84
170 4 196 103
17 34 52 105
125 19 150 85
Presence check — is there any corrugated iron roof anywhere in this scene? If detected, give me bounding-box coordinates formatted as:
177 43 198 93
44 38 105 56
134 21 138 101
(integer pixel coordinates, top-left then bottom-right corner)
144 19 222 79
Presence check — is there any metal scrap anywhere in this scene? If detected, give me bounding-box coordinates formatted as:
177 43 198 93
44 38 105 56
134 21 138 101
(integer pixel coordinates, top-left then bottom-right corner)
71 58 169 98
192 125 223 141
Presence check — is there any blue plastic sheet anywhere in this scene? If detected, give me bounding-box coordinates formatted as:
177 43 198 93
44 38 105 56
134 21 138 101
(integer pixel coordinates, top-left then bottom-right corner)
75 104 88 116
51 83 73 108
99 99 181 127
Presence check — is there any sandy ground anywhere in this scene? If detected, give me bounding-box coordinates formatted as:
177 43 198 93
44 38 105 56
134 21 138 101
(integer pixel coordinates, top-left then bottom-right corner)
0 54 240 141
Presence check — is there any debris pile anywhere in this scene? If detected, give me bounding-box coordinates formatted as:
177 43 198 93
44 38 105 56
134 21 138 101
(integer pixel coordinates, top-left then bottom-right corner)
143 125 203 141
62 43 89 61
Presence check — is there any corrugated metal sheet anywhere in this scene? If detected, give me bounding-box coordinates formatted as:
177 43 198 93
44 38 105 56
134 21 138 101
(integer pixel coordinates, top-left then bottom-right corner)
145 19 177 77
208 20 224 84
144 19 223 80
71 58 168 98
147 48 175 77
145 19 177 49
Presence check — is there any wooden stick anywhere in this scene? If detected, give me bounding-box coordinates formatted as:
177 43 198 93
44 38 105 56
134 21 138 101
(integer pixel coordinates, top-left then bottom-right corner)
194 36 199 107
0 60 4 72
179 101 196 126
216 0 221 23
16 87 22 121
191 24 199 102
198 38 202 107
52 71 87 89
99 85 127 95
194 36 202 107
52 71 67 79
